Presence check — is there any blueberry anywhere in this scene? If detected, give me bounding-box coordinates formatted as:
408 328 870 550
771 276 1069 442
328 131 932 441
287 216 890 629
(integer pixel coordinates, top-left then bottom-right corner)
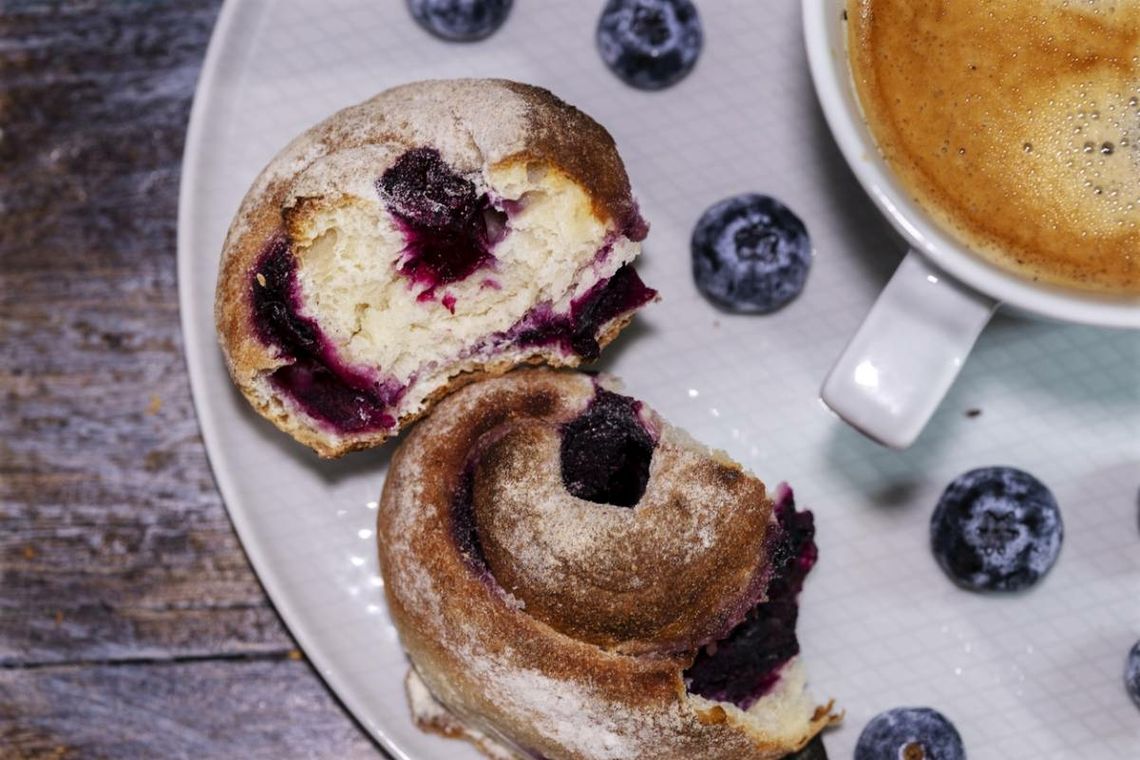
691 194 812 313
930 467 1063 592
1127 640 1140 708
596 0 702 90
855 707 965 760
407 0 512 42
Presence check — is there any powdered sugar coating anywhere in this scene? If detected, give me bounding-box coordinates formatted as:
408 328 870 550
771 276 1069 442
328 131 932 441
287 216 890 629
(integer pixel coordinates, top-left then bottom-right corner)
467 655 636 759
476 420 775 654
377 370 837 759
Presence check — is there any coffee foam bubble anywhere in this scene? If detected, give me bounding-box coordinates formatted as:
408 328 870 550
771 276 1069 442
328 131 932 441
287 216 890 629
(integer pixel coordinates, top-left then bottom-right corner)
848 0 1140 294
1031 80 1140 237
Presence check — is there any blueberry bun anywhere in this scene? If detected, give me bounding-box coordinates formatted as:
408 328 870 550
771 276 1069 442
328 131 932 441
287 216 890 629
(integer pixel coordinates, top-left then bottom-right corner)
377 369 838 759
215 79 654 457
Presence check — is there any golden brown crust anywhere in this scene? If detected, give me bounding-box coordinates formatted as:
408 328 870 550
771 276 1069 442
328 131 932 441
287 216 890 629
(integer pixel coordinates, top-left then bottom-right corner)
214 80 649 458
497 80 641 233
377 370 837 759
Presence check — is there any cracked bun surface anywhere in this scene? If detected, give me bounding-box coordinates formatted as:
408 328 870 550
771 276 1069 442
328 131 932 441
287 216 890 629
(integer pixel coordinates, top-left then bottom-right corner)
377 369 838 759
215 79 655 457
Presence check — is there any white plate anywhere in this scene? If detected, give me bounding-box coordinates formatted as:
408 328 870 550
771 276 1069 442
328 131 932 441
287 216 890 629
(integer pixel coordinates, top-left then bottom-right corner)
178 1 1140 757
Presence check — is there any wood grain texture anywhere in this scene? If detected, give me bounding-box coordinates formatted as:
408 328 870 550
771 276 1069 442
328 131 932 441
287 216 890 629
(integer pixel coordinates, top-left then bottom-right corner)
0 2 386 757
0 0 289 668
0 660 379 759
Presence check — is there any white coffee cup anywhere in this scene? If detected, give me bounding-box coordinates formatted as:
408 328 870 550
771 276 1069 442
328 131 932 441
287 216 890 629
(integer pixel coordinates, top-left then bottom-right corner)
803 0 1140 449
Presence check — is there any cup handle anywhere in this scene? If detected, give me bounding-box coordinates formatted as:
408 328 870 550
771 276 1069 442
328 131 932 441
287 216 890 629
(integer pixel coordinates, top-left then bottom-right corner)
821 250 998 448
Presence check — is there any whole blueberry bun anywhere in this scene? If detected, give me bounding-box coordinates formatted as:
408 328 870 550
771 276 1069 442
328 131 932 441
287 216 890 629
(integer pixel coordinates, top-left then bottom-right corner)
378 369 838 759
215 79 654 457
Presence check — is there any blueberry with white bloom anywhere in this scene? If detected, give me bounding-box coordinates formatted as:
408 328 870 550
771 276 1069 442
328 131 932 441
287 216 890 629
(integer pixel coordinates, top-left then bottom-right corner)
931 466 1063 592
407 0 512 41
855 707 965 760
597 0 702 90
691 193 812 313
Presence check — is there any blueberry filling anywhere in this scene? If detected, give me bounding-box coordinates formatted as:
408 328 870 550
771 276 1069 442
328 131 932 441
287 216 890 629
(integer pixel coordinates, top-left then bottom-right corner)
249 149 650 436
377 147 507 298
250 237 401 433
512 264 657 361
684 490 817 710
451 462 489 570
252 236 320 350
248 242 652 435
560 389 656 507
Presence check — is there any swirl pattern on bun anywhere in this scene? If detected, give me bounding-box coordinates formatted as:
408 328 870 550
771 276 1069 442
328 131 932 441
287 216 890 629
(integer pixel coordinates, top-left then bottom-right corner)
378 369 837 759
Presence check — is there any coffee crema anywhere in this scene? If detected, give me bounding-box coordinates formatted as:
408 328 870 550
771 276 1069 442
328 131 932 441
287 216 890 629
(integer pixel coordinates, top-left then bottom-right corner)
847 0 1140 295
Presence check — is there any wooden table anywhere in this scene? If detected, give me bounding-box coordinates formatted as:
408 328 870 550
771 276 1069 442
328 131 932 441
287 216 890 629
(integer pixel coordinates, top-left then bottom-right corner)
1 3 382 756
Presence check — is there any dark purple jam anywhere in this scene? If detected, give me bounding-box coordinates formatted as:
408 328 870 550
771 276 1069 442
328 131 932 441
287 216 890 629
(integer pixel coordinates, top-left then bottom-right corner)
250 237 401 433
251 236 318 350
684 488 818 710
512 264 656 361
451 462 489 571
560 389 656 507
377 147 507 296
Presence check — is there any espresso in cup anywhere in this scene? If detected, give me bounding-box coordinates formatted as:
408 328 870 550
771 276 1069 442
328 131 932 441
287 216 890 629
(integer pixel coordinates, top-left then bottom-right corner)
847 0 1139 295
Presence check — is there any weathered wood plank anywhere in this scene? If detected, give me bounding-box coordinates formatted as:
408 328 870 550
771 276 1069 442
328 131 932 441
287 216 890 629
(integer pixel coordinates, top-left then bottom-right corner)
0 661 829 760
0 2 395 756
0 0 302 666
0 659 382 759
